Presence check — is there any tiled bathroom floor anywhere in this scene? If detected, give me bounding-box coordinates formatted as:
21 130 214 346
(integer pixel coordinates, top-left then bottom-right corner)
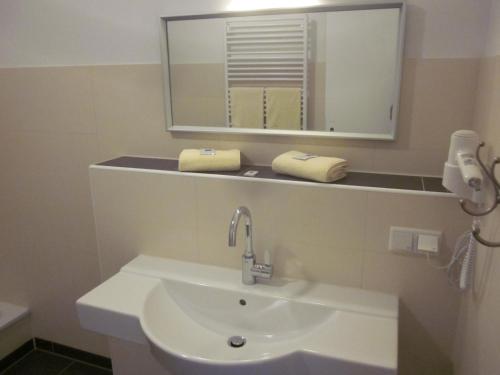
2 350 112 375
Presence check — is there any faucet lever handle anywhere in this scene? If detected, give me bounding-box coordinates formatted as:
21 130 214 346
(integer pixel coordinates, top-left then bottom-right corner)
264 250 272 266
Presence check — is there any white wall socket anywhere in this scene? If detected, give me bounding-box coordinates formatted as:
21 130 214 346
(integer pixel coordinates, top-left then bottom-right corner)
389 227 441 256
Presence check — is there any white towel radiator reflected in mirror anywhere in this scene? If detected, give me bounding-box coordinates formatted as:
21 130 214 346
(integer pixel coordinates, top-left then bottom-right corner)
224 14 308 129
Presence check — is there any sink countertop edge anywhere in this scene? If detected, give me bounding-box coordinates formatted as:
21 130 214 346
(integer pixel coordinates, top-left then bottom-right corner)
76 272 161 344
122 255 399 319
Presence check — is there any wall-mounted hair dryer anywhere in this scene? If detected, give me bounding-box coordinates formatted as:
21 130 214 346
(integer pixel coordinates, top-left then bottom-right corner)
441 130 484 292
440 131 500 284
443 130 483 203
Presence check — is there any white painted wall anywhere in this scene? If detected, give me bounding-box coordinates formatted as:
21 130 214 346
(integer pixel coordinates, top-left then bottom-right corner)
0 0 226 67
0 0 492 67
483 0 500 56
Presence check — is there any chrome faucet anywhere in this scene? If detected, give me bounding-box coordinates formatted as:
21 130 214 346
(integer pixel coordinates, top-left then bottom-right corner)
228 206 273 285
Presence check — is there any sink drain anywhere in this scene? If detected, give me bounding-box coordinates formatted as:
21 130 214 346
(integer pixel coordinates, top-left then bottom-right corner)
228 335 246 348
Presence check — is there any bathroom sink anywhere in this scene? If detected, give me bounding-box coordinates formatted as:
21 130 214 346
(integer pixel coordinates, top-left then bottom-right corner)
77 255 398 375
143 279 333 344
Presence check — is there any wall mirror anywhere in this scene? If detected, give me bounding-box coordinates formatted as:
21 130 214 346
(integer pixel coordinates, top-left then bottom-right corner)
160 2 405 140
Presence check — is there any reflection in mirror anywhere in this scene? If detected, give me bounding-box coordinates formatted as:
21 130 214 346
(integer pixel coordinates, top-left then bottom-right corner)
163 3 405 140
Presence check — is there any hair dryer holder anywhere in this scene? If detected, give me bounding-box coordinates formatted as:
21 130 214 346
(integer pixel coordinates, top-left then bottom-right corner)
459 142 500 247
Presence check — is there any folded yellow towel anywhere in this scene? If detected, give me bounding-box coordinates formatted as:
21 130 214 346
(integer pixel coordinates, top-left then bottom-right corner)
229 87 264 128
272 151 347 183
266 87 301 130
178 149 241 172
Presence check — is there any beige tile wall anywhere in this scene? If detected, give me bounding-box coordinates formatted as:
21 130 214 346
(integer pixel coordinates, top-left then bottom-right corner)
0 67 107 355
0 57 477 362
453 55 500 375
90 168 469 374
0 130 109 355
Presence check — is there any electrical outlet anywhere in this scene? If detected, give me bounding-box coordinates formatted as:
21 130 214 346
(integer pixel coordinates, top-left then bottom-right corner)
389 227 441 256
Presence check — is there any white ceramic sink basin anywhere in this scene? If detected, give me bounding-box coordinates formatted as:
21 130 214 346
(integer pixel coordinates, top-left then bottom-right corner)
144 279 333 344
77 255 398 375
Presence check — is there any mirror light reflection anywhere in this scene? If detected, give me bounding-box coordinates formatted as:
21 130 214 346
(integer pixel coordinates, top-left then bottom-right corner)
226 0 322 11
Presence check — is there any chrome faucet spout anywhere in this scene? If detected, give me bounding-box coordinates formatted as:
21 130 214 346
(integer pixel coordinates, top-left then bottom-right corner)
228 206 253 257
228 206 272 285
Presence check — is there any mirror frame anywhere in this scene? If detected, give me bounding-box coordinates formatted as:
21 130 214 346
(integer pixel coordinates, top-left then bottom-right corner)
160 1 406 141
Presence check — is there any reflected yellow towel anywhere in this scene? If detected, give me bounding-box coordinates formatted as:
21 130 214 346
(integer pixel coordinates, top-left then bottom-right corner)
178 149 241 172
272 151 347 183
266 88 301 130
229 87 264 128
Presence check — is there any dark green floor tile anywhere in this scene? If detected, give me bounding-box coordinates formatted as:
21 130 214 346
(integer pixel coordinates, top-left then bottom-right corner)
34 338 53 352
0 340 34 373
3 351 71 375
52 344 111 369
60 362 111 375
